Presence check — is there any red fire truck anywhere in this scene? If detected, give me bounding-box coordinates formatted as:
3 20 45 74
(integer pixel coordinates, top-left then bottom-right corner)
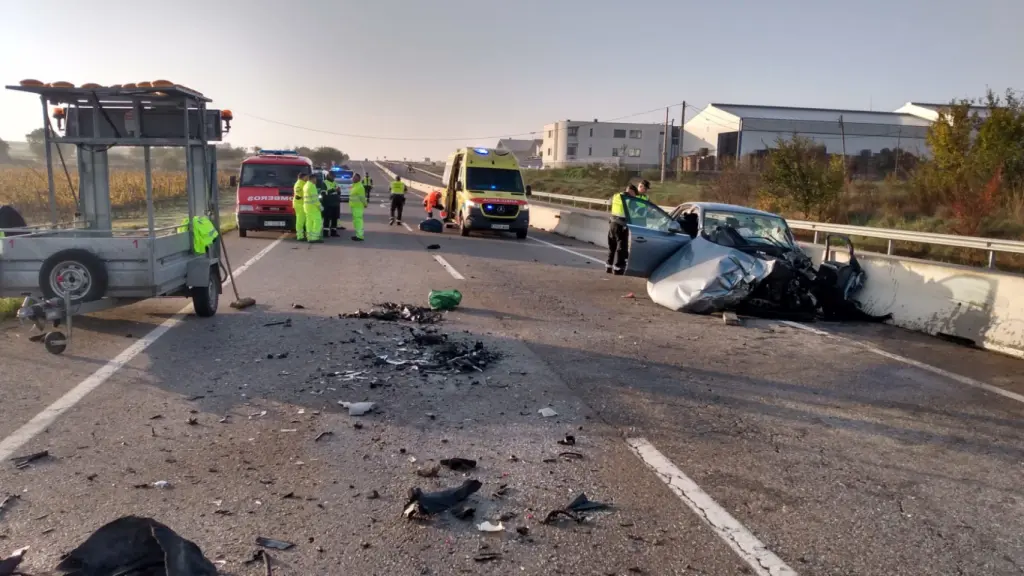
233 150 313 237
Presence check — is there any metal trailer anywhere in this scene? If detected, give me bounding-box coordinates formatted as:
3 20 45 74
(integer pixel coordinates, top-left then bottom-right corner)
1 83 230 354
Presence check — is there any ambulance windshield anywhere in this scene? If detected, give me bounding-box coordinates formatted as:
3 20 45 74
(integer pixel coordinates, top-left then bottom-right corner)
466 167 525 194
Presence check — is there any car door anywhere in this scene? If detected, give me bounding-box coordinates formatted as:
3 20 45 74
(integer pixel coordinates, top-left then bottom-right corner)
623 196 691 277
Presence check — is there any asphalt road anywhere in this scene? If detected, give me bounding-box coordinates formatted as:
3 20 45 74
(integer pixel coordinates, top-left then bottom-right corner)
1 163 1023 575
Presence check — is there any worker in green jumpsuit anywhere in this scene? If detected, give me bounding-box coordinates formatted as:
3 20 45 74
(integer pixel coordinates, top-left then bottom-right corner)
293 173 308 241
349 173 368 242
303 172 324 243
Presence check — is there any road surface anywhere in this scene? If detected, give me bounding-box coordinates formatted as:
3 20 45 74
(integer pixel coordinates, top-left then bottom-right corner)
1 163 1023 575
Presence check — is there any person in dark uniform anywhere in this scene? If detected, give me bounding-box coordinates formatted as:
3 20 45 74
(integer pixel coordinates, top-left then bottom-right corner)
321 172 342 237
606 184 638 274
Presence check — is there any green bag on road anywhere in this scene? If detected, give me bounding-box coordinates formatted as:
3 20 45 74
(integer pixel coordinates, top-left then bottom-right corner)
428 289 462 311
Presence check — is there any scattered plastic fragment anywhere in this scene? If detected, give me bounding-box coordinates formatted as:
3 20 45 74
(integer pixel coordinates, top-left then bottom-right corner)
314 431 333 442
440 457 476 471
340 302 444 324
0 546 28 576
416 464 440 478
291 303 305 310
543 493 612 524
152 480 172 489
452 506 475 520
428 289 462 311
10 450 49 469
54 516 217 575
403 479 482 518
558 435 576 446
339 401 376 416
426 244 441 250
538 408 558 418
256 537 295 551
474 551 501 562
622 292 636 299
476 521 504 533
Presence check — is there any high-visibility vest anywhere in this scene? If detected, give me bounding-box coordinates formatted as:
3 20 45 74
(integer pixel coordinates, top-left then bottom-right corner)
390 181 407 195
637 193 649 202
177 216 219 254
293 179 305 200
325 180 338 193
610 193 626 218
303 181 320 205
366 176 373 186
350 182 367 206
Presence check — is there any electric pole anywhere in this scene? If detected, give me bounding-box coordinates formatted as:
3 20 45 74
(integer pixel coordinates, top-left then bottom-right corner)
660 106 669 183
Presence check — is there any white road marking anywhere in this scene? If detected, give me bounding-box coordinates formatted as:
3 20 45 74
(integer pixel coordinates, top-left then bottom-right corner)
627 438 798 576
402 222 413 232
0 236 284 461
529 235 604 264
779 320 1024 405
432 255 465 280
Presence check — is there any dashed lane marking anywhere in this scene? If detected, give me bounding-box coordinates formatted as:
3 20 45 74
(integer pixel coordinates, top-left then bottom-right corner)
402 222 414 232
432 255 465 280
627 438 798 576
528 235 604 264
780 320 1024 405
0 236 285 461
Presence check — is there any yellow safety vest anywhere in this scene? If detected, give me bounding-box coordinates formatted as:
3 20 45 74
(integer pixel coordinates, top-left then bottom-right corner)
303 181 319 205
390 181 407 195
610 193 626 218
350 182 367 206
325 180 338 192
177 216 220 254
293 179 305 199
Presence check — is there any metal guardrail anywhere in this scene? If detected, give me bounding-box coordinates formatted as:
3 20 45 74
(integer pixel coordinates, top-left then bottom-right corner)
384 163 1024 269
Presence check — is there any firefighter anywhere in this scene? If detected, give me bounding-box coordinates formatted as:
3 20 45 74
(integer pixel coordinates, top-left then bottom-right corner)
606 184 638 275
321 172 342 237
293 173 308 241
303 171 324 243
389 176 408 225
423 189 442 219
349 173 368 241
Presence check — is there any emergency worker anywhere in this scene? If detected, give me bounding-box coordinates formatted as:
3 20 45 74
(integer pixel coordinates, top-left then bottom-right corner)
321 172 342 237
349 173 368 242
293 172 308 241
389 176 408 225
637 179 651 201
364 173 374 198
423 189 442 219
606 184 638 275
303 171 324 243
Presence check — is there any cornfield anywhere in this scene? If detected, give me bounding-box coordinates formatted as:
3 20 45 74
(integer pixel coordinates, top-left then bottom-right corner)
0 167 234 225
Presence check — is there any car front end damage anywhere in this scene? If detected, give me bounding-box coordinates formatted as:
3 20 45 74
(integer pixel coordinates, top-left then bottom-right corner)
647 231 891 323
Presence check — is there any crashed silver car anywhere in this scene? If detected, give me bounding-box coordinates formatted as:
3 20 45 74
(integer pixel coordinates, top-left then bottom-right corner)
617 199 889 322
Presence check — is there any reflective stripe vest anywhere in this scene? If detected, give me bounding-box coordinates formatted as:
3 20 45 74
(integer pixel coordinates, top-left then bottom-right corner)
610 193 626 218
366 176 373 186
303 181 320 205
350 182 367 207
177 215 219 254
390 181 407 195
293 179 305 199
637 193 649 202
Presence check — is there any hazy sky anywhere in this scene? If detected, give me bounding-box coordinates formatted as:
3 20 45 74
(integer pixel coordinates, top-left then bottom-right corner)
1 0 1020 161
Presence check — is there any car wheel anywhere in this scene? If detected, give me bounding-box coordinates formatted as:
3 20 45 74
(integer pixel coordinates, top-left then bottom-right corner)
39 249 108 303
515 229 528 240
238 228 248 238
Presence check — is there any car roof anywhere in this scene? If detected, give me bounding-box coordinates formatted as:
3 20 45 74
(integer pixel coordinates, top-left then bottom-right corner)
681 202 783 219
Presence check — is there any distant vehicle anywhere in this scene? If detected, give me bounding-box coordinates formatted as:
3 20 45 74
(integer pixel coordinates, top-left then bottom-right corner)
329 165 355 203
233 150 313 238
440 147 532 239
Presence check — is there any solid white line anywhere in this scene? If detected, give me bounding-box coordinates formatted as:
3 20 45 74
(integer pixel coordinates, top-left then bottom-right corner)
528 235 604 264
779 320 1024 405
627 438 798 576
402 222 414 232
0 236 284 461
432 255 465 280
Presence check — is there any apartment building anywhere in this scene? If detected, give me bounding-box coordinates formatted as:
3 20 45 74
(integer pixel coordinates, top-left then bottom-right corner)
539 120 674 169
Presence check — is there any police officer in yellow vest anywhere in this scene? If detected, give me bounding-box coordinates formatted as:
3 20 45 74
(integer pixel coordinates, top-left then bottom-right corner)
303 171 324 243
293 173 308 241
321 173 342 237
389 176 408 225
349 173 368 242
364 174 373 199
637 179 651 202
607 184 638 275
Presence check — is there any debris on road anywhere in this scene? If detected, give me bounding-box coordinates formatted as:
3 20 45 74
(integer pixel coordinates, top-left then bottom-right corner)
244 549 274 576
314 431 333 442
476 521 504 533
621 292 636 299
255 537 295 551
339 401 376 416
55 516 218 575
291 303 305 310
10 450 49 469
340 302 444 324
722 311 742 326
543 493 612 524
0 495 19 519
452 506 476 520
538 408 558 418
263 319 292 328
428 289 462 311
403 479 482 518
440 457 477 471
432 340 500 372
557 435 576 446
474 551 502 563
426 244 441 250
0 546 28 576
416 464 441 478
152 480 172 489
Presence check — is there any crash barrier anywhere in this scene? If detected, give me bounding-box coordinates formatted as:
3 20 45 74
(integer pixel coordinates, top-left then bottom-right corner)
373 163 1024 358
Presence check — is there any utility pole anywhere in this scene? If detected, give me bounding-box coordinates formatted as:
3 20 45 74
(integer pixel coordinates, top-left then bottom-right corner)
660 106 669 183
893 127 902 178
838 115 848 178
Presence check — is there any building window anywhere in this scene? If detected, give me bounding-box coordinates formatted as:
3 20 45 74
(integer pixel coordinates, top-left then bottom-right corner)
613 129 626 138
547 130 552 137
589 128 593 137
612 148 620 157
627 148 641 157
547 148 552 156
568 127 578 137
588 147 592 156
567 145 577 157
629 130 642 139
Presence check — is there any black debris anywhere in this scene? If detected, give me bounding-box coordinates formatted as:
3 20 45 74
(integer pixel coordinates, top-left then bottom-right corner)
340 302 444 324
314 431 333 442
291 303 305 310
186 417 198 426
426 244 441 250
256 537 295 551
263 319 292 327
543 493 612 524
410 327 447 346
515 526 529 536
54 516 217 575
404 479 483 518
559 451 584 460
28 333 45 343
431 341 500 373
452 506 476 520
367 490 380 500
275 352 289 359
557 435 576 446
10 450 48 469
0 547 26 576
492 484 510 498
440 457 477 472
474 552 501 563
0 494 19 519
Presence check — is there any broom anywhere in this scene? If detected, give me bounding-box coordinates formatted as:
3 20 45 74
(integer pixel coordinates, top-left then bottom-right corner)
220 233 256 309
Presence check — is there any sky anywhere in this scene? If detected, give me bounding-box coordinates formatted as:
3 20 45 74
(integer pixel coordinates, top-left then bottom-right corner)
1 0 1021 161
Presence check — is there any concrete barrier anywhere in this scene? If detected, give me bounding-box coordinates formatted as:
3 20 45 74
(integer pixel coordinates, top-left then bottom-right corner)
372 164 1024 358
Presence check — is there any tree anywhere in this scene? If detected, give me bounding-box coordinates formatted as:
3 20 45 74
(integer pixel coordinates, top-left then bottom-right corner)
26 128 46 159
759 135 844 219
0 136 11 164
308 146 348 167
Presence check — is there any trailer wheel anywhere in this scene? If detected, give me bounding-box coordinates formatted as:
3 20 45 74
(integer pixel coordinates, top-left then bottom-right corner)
191 265 220 318
39 249 108 303
44 331 68 355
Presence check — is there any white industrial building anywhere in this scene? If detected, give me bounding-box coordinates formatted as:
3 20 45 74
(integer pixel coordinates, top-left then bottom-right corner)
496 138 543 169
683 103 934 168
539 120 679 169
895 101 991 123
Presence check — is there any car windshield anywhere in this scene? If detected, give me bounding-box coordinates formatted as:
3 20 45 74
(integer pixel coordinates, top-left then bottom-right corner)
702 210 795 248
466 167 525 194
332 170 354 180
240 164 311 187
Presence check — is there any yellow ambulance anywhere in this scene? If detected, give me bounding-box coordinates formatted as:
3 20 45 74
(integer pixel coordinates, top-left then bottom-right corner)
440 147 532 239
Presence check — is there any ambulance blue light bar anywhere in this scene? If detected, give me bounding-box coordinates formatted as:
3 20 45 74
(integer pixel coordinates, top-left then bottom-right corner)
259 149 298 156
473 148 490 155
